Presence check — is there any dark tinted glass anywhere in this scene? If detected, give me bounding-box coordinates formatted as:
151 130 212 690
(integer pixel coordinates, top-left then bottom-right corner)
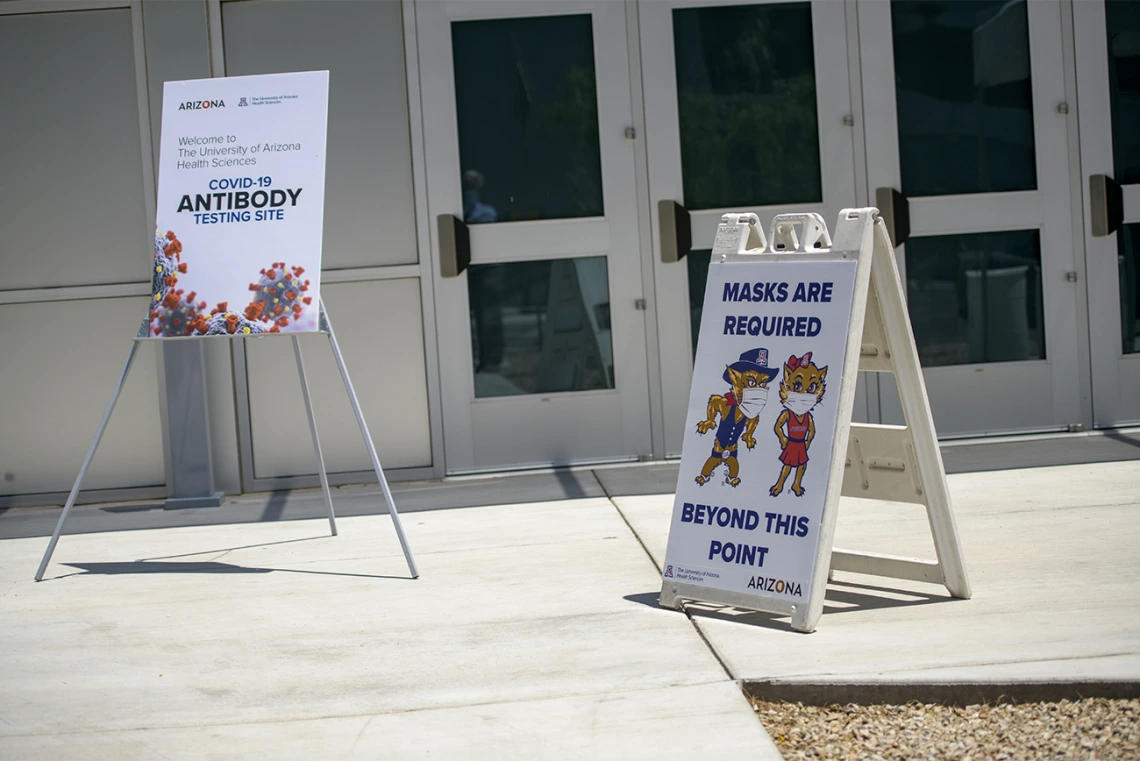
468 257 614 397
673 4 821 209
687 249 713 357
1119 223 1140 354
452 15 603 224
1106 0 1140 184
905 230 1045 366
891 0 1037 196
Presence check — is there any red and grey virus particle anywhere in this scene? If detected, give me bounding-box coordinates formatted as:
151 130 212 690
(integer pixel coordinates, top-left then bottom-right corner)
150 289 207 337
152 229 187 304
192 301 270 336
247 262 312 328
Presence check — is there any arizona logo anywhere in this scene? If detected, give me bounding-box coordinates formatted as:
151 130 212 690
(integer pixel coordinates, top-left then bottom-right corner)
770 352 827 497
694 348 777 487
179 100 225 110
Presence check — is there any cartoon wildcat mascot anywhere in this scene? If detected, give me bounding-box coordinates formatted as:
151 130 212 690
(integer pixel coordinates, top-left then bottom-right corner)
770 352 827 497
695 348 778 487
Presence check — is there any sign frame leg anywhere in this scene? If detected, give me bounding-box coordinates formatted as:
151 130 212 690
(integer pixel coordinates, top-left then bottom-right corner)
291 335 337 537
868 220 971 599
321 302 419 579
35 340 142 581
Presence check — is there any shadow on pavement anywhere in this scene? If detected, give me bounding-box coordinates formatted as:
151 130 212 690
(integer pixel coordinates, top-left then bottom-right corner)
100 502 167 514
62 561 271 575
1104 432 1140 451
624 579 960 631
46 558 413 583
138 535 326 561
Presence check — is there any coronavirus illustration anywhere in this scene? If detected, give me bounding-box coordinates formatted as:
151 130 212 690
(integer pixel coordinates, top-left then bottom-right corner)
190 301 272 336
151 289 207 337
152 229 187 304
247 262 312 328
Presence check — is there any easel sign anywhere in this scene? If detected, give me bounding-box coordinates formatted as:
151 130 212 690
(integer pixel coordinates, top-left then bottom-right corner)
659 209 970 632
150 71 328 337
35 72 417 581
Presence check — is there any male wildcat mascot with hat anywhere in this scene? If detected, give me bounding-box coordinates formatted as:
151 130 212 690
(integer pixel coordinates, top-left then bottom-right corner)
694 348 778 487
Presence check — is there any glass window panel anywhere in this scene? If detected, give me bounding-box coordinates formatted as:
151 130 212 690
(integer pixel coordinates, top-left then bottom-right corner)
891 0 1037 196
451 15 603 224
1120 223 1140 354
673 4 821 209
905 230 1045 366
1106 0 1140 184
686 249 713 357
469 257 614 397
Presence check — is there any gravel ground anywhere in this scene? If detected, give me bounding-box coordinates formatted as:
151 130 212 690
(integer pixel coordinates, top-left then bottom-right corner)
750 698 1140 761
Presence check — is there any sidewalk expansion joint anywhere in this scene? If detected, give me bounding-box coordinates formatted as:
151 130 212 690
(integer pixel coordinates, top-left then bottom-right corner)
0 679 737 739
592 470 737 683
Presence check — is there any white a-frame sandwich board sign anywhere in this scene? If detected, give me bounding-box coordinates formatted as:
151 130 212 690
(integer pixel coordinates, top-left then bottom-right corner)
659 208 969 633
35 71 417 581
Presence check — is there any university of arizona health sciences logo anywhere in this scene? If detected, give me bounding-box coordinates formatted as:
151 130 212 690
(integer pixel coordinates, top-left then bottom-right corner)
239 97 249 107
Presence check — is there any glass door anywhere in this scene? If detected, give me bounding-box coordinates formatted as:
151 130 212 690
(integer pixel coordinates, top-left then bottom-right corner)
1075 0 1140 426
640 0 861 456
419 1 652 472
859 0 1083 435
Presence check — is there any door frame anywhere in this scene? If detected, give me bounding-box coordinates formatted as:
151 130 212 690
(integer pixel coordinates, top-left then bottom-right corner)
638 0 864 456
1073 0 1140 427
857 0 1084 436
416 0 654 473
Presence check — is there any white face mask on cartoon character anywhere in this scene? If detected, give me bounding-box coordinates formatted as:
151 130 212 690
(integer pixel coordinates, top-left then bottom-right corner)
784 391 818 416
738 387 768 419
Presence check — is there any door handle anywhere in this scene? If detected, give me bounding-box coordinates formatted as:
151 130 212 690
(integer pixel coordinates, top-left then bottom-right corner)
438 214 471 278
875 187 910 247
1090 174 1123 237
658 200 691 263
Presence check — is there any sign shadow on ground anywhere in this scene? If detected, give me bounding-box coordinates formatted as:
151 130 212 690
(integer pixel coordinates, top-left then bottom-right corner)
48 555 412 583
625 578 963 631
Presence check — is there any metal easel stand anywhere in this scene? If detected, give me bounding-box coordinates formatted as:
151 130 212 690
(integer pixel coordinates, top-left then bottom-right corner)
35 300 418 581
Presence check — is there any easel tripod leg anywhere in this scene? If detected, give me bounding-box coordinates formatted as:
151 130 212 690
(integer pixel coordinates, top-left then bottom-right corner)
35 342 141 581
324 317 419 578
292 336 337 536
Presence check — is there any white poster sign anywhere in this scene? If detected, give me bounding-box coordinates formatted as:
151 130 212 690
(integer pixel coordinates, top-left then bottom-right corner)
149 71 329 337
661 257 858 607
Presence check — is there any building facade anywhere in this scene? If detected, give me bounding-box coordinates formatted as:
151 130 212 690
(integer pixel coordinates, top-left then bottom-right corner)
1 0 1137 506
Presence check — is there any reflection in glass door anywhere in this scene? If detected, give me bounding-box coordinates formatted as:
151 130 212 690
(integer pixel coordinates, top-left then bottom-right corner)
419 1 651 472
1076 0 1140 426
641 0 860 456
860 0 1082 435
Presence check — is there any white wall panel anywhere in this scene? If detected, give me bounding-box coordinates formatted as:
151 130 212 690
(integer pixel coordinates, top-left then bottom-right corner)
245 279 431 477
0 298 164 496
221 0 418 269
0 9 149 291
142 0 211 169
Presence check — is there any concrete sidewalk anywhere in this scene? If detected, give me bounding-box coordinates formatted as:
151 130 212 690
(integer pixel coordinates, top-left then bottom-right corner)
2 458 1139 759
617 460 1140 687
0 497 779 760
